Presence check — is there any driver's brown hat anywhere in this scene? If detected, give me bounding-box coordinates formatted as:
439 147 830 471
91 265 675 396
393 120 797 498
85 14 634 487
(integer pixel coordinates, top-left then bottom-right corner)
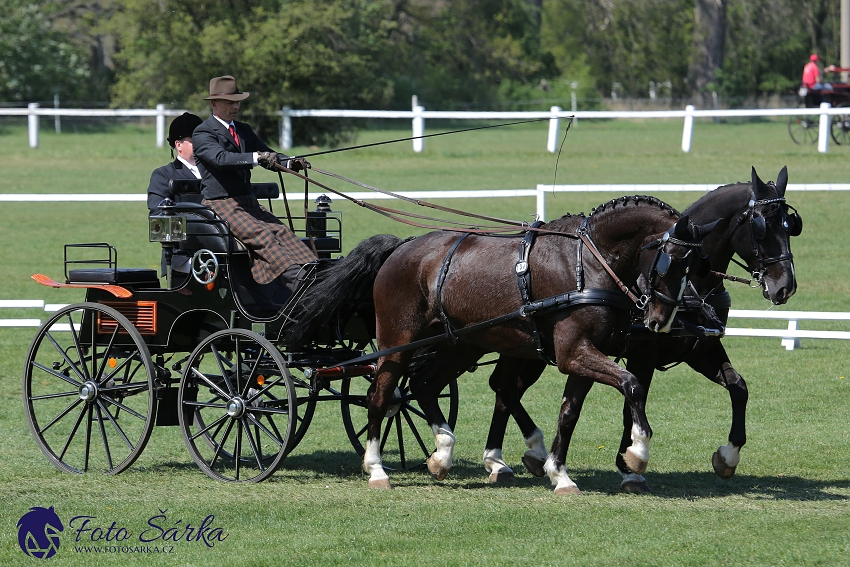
204 75 249 101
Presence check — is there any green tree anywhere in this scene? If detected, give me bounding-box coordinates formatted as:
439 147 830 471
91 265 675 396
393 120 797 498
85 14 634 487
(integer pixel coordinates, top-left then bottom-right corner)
0 0 92 102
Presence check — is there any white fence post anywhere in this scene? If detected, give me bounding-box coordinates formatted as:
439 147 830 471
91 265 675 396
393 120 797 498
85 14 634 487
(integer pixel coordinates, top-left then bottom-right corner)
28 103 39 148
681 104 695 152
412 105 425 153
536 185 547 221
155 104 166 148
818 102 831 153
281 106 292 150
54 94 61 134
547 106 561 153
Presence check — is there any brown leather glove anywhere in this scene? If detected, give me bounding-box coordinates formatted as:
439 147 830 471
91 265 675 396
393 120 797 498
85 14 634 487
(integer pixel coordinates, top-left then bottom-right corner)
282 156 311 172
257 151 279 170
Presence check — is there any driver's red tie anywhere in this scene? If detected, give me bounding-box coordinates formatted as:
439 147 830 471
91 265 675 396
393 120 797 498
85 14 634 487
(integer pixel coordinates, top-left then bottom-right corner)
229 125 240 147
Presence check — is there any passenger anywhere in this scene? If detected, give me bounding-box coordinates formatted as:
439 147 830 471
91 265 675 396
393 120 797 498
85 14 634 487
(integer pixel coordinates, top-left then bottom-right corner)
192 75 317 293
147 111 204 275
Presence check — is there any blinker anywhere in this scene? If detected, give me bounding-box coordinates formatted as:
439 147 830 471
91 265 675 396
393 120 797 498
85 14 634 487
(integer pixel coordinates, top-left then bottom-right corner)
655 252 672 277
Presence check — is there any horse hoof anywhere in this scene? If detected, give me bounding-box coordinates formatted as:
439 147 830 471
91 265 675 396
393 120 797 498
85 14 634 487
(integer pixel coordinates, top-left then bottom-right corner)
427 456 449 481
522 455 546 477
621 480 652 494
712 450 737 478
489 470 516 485
622 450 648 475
554 485 581 495
368 478 393 490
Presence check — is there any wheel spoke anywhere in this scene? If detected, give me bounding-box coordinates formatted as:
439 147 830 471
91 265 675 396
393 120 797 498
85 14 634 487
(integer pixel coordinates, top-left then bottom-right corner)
401 407 431 458
209 418 235 470
190 413 229 442
42 333 85 384
99 394 147 421
83 404 93 472
245 413 285 449
95 404 114 471
100 350 143 386
100 381 153 394
234 421 243 480
190 367 231 400
29 390 78 401
395 412 406 469
210 344 236 395
67 312 92 382
93 325 120 383
37 398 84 435
97 399 134 451
58 404 88 460
183 400 228 410
241 418 265 471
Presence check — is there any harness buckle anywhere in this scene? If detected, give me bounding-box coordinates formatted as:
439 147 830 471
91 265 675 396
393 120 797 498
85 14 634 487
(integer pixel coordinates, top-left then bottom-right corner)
635 294 650 310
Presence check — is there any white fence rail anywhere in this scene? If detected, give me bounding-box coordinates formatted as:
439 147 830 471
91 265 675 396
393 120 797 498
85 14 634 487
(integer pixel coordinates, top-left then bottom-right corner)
1 300 846 350
3 182 850 223
3 102 848 153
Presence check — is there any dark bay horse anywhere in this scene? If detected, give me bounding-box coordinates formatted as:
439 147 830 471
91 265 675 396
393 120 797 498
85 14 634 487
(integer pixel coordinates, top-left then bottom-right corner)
481 167 800 492
288 196 717 492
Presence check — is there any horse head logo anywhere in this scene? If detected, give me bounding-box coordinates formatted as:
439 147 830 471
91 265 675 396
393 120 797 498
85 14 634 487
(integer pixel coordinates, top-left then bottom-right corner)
17 506 64 559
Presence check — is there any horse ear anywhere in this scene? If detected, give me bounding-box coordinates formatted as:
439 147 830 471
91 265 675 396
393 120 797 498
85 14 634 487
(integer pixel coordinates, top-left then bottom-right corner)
775 165 789 196
673 215 691 239
692 218 721 240
751 166 768 197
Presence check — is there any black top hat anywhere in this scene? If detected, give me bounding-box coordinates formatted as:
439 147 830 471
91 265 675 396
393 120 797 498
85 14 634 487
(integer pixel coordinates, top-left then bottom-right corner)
167 112 203 147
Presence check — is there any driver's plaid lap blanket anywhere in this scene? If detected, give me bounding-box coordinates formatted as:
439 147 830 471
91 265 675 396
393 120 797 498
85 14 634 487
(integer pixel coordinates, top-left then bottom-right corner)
203 195 317 284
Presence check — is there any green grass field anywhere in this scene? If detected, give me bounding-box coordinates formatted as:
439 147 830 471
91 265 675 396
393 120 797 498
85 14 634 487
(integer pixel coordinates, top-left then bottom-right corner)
1 120 849 566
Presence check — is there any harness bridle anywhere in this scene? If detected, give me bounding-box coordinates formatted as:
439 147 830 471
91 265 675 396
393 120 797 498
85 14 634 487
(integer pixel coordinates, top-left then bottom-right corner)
638 230 705 309
726 191 796 289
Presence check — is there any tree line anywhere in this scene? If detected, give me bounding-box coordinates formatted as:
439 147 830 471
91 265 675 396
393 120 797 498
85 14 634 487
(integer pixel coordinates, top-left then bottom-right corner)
1 0 842 143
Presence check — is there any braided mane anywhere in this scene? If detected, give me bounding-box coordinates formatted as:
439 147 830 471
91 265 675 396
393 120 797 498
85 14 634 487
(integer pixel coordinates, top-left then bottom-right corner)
588 194 679 218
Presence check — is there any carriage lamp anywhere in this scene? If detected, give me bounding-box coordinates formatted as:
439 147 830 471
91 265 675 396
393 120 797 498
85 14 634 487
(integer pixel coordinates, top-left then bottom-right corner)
149 199 187 243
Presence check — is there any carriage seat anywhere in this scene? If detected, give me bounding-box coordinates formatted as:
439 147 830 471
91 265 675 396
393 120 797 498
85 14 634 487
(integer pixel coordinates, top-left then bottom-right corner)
165 180 340 255
67 268 161 288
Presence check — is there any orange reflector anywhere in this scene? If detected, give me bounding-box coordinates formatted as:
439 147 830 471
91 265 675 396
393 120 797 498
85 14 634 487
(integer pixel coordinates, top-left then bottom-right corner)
256 375 265 386
108 358 117 368
205 282 215 291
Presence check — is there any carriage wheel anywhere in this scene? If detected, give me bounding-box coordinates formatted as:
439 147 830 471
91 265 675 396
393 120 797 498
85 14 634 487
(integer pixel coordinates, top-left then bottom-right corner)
178 329 296 482
787 115 819 144
830 108 850 145
23 302 157 475
340 374 459 471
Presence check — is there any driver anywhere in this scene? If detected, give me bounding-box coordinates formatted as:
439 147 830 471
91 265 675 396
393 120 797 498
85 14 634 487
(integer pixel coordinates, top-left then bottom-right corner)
192 75 317 293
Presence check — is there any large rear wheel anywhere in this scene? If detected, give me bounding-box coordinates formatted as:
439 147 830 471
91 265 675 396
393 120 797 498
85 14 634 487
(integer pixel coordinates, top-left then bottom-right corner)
23 303 157 474
178 329 296 482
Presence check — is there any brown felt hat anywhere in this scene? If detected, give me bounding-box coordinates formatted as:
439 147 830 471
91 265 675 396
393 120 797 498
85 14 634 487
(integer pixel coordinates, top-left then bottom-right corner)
204 75 249 101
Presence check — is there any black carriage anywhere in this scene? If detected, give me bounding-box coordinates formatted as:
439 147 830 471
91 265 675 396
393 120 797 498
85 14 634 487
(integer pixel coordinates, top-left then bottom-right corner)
22 180 458 483
788 69 850 145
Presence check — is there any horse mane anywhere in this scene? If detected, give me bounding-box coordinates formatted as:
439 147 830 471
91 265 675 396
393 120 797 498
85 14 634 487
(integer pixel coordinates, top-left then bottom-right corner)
588 194 679 218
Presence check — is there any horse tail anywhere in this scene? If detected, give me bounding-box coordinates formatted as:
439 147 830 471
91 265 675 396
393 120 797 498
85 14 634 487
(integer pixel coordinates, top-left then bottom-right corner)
283 234 408 344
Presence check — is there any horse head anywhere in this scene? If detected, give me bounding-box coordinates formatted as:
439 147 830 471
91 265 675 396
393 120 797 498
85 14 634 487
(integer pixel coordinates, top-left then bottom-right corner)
638 215 719 333
729 166 799 304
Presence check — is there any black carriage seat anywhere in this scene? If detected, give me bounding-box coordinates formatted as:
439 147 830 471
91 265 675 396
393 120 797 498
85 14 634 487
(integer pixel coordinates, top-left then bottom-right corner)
66 268 161 288
166 180 340 254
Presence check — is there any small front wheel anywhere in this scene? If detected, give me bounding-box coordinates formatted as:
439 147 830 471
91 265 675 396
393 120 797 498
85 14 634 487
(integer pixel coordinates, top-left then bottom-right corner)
178 329 296 482
830 108 850 145
788 115 819 145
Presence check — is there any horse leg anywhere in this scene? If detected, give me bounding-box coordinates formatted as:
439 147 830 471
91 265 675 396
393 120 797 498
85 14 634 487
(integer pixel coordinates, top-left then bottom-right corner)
546 343 653 495
363 353 410 489
618 356 656 493
409 345 482 482
688 342 747 478
544 375 594 495
484 357 547 483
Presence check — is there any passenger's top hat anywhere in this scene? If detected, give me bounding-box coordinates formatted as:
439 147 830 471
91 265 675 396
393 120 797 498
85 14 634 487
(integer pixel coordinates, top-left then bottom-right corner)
204 75 250 101
167 112 203 147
